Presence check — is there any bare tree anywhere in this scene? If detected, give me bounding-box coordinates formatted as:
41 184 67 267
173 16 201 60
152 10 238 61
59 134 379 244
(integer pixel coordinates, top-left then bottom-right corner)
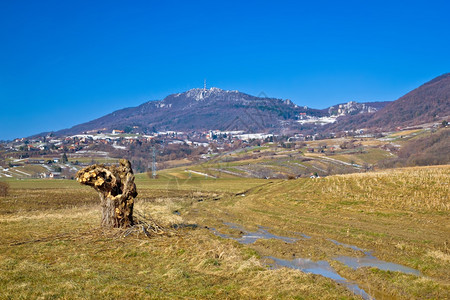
76 159 137 228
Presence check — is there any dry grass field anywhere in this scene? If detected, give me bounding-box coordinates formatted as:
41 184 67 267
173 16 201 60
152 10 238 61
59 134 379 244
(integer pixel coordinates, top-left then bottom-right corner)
0 165 449 299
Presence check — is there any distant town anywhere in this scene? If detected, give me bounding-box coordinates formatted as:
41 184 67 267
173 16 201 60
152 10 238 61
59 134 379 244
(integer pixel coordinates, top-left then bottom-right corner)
2 119 444 180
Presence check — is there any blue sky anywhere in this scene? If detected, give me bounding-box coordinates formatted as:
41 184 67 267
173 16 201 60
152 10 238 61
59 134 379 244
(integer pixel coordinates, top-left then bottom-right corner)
1 0 449 140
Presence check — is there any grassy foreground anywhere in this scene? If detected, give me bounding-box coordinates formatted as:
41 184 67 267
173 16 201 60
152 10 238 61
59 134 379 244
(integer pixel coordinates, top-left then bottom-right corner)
0 165 449 299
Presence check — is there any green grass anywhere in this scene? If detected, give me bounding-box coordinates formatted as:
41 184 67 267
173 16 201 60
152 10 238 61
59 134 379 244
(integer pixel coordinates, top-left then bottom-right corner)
68 157 118 164
3 178 82 189
136 172 269 193
350 148 393 164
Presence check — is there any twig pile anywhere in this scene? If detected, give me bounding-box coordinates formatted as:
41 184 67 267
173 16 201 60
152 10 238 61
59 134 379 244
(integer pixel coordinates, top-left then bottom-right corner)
117 210 173 238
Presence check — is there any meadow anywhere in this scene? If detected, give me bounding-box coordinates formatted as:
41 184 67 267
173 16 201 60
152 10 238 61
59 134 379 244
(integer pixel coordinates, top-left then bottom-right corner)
0 165 449 299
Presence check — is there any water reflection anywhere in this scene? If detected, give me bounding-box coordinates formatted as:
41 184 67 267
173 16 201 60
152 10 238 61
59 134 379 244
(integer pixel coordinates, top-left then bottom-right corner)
210 223 371 299
268 256 371 300
329 239 367 252
210 222 422 300
335 255 421 276
329 239 421 276
212 222 298 244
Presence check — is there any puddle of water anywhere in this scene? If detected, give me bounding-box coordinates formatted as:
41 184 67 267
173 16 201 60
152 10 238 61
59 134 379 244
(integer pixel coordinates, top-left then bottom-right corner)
294 232 312 239
269 256 345 281
209 228 231 239
213 222 299 244
329 239 367 253
210 224 372 299
223 222 242 230
239 227 298 244
329 238 421 276
335 255 421 276
211 223 420 299
268 256 371 300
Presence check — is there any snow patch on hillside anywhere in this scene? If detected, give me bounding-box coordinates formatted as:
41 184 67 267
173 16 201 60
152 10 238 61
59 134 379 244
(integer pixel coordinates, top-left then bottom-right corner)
297 116 338 125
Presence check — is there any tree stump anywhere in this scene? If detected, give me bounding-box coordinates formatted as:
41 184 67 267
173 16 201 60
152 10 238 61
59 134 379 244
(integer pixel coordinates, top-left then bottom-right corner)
76 159 137 228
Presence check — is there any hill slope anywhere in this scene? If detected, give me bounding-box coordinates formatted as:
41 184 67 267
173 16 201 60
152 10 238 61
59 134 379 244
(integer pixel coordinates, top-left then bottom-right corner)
328 73 450 131
380 127 450 167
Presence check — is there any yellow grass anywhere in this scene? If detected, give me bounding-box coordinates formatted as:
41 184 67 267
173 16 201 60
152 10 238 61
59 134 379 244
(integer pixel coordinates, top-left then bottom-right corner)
389 129 422 137
1 165 449 299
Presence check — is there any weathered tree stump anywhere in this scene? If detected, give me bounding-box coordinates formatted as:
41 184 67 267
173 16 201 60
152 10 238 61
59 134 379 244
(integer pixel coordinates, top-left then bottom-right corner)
76 159 137 228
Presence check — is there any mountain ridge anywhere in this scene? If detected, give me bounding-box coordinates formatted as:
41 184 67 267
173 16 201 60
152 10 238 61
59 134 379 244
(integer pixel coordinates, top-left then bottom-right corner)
55 87 324 136
50 73 450 137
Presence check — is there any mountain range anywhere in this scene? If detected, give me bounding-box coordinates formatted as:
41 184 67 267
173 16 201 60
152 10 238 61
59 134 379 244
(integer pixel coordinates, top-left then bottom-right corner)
54 73 449 136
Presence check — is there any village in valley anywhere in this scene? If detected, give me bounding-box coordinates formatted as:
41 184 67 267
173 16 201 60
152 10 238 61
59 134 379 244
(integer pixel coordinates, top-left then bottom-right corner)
0 120 442 180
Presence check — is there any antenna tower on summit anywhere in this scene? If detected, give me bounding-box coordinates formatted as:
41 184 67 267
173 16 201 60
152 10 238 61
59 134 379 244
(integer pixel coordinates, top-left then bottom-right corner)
151 147 157 178
204 78 207 90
